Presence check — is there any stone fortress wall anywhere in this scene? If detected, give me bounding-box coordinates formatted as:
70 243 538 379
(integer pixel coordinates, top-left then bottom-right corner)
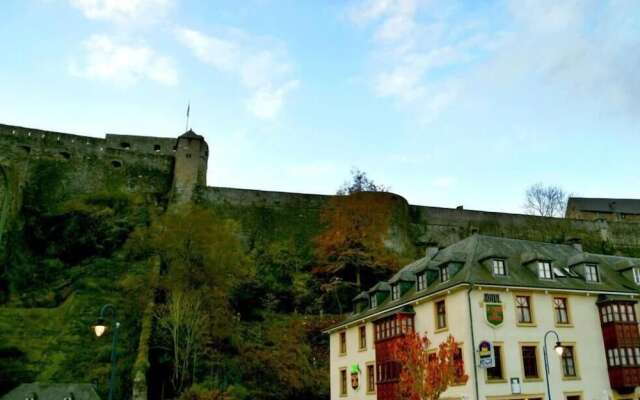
2 122 640 260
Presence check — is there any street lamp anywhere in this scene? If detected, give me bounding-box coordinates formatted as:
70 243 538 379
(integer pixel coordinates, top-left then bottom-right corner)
93 304 120 400
543 330 564 400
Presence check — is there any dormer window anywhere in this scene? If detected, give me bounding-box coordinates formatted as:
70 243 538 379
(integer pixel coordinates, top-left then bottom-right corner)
440 265 449 282
416 273 427 291
585 264 599 282
538 261 552 279
391 284 400 300
492 259 506 276
371 295 378 309
633 268 640 284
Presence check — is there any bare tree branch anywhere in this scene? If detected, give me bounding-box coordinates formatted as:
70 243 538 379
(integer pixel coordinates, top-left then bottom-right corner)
523 183 568 217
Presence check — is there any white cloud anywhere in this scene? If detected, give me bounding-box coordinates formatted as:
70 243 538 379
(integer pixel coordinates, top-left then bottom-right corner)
176 27 300 119
69 0 172 23
69 34 178 86
349 0 640 121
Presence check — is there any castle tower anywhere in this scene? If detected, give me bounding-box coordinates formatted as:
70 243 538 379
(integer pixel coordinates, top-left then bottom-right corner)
171 129 209 204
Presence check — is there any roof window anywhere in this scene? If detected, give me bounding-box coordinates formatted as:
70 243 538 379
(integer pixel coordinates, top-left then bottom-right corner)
585 263 600 282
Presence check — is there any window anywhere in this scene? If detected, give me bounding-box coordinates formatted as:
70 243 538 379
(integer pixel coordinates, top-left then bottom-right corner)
554 297 570 324
391 284 400 300
359 326 366 350
440 265 449 282
340 368 347 396
416 273 427 291
566 396 581 400
538 261 552 279
561 346 577 378
371 295 378 309
339 331 346 354
186 153 192 159
521 345 539 379
487 345 504 381
492 259 506 275
367 364 375 393
634 268 640 284
584 264 599 282
453 347 466 384
515 295 533 324
436 300 447 329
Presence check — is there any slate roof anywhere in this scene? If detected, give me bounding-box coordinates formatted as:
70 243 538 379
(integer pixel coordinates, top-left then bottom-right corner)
327 234 640 332
1 383 101 400
568 197 640 215
179 129 203 139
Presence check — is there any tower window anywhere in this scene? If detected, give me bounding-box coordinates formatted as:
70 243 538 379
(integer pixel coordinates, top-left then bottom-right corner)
120 142 131 150
186 154 192 159
153 144 161 152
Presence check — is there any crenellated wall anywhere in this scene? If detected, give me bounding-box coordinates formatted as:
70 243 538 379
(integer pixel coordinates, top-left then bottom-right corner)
2 122 640 262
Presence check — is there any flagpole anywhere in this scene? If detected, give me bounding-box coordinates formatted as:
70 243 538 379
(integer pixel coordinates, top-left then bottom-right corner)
185 102 190 131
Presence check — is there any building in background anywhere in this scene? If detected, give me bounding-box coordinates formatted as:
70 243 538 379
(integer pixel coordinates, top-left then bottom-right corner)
566 198 640 222
326 234 640 400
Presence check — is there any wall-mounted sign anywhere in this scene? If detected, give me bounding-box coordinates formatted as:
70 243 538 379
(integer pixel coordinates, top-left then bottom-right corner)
484 293 504 328
350 364 360 390
510 377 521 394
478 340 495 368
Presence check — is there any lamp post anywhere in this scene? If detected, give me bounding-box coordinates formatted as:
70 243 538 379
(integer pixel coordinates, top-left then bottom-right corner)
543 330 564 400
93 304 120 400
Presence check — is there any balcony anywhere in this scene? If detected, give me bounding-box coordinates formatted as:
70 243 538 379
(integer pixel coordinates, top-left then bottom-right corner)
608 366 640 392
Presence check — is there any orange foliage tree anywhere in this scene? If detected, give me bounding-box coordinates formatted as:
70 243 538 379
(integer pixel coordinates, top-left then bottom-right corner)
393 333 468 400
313 191 399 289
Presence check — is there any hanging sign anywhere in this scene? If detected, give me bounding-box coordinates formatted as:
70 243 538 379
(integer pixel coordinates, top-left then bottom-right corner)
478 340 495 368
484 293 504 328
350 364 361 390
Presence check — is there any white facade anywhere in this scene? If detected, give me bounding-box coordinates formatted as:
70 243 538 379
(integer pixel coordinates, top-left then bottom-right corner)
330 285 640 400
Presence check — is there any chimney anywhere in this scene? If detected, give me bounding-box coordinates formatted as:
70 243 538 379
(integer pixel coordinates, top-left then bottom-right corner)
426 243 439 259
566 237 583 252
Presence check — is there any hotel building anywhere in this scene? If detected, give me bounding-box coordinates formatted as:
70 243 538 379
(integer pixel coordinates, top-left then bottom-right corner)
326 234 640 400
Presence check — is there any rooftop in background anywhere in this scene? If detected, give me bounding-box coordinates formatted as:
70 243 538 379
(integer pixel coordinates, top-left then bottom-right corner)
567 197 640 221
1 383 101 400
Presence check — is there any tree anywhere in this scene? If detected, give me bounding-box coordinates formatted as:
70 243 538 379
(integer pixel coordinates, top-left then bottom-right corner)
156 291 208 393
524 183 568 217
393 333 467 400
313 192 399 291
337 168 389 195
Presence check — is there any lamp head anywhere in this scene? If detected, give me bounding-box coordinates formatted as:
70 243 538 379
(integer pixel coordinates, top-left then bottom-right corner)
554 342 564 356
93 318 107 337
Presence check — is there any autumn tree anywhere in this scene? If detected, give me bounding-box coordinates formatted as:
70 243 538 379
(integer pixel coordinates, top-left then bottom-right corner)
393 333 467 400
126 205 251 395
524 183 568 217
314 169 398 300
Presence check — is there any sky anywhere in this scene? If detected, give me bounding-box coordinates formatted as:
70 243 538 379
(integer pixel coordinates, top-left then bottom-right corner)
1 0 639 213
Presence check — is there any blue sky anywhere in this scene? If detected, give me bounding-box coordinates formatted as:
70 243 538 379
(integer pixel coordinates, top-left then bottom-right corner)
1 0 639 213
